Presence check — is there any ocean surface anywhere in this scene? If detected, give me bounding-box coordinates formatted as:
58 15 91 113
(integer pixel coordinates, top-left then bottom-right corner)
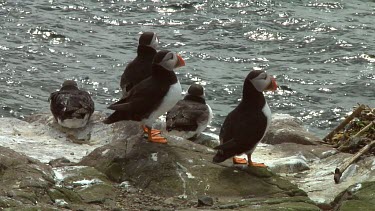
0 0 374 138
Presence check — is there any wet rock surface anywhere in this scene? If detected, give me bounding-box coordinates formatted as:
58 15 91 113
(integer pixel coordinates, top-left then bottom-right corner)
262 114 321 145
0 112 374 210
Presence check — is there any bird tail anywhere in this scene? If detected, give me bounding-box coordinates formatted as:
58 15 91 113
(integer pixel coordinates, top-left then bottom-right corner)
212 139 238 163
103 111 130 124
212 150 233 163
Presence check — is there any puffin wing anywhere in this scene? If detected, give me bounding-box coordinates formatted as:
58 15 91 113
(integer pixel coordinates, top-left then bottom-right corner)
104 77 169 123
120 57 153 92
214 109 267 157
120 60 137 92
109 77 166 112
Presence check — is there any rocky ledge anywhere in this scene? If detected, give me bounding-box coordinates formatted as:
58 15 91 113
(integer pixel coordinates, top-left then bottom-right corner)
0 112 374 210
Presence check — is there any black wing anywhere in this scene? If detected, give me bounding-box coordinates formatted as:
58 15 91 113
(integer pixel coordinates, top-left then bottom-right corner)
213 107 267 162
104 77 169 124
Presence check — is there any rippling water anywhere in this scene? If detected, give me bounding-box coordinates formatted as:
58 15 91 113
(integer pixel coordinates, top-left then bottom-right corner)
0 0 374 137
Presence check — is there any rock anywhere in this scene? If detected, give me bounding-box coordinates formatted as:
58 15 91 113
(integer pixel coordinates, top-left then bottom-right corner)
267 154 310 173
0 147 56 209
2 112 374 210
191 132 220 148
197 195 214 207
48 157 72 167
79 121 319 210
52 166 116 204
331 181 375 211
0 112 116 163
252 142 375 208
262 114 321 145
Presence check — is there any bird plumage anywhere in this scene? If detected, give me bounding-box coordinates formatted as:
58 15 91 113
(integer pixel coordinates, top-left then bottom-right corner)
103 50 185 128
120 32 159 93
166 84 212 139
49 80 94 128
213 70 277 164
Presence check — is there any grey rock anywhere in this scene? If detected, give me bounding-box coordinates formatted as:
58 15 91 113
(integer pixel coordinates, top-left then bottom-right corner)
262 114 321 145
197 195 214 207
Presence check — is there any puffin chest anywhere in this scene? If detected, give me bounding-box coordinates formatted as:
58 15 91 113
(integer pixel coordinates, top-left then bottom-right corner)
143 82 182 126
261 102 272 138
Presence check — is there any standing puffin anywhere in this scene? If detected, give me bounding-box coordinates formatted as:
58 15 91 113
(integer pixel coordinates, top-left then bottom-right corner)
166 84 212 140
212 70 277 166
103 50 185 143
120 32 159 93
49 80 95 128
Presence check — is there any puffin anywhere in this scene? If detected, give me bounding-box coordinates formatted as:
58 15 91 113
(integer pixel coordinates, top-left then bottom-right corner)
212 70 278 166
166 84 212 140
103 50 185 144
120 32 159 93
49 80 95 128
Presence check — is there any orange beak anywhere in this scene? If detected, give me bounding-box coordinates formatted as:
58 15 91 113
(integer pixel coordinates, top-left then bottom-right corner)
175 54 185 68
266 77 278 91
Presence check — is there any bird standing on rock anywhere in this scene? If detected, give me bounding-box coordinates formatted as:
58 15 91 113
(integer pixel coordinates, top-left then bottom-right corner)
120 32 159 94
103 50 185 144
49 80 95 129
166 84 212 140
212 70 277 167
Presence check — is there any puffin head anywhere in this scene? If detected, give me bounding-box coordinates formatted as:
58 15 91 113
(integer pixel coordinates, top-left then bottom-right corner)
153 50 185 71
139 32 159 50
187 84 204 97
62 80 78 87
246 70 278 92
61 80 78 90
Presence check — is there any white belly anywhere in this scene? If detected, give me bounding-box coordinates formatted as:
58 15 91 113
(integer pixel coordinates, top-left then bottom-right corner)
262 101 272 139
245 101 272 155
143 82 182 127
57 114 90 129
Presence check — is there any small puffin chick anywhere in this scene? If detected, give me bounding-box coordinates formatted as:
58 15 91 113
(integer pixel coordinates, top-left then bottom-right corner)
166 84 212 140
103 50 185 144
212 70 277 167
120 32 159 94
49 80 95 128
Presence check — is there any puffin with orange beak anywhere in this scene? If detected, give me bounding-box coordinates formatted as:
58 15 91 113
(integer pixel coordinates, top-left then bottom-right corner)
103 50 185 143
213 70 277 167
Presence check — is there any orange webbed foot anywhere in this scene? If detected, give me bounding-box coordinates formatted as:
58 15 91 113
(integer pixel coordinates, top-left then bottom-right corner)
148 135 168 144
142 125 161 136
232 156 248 165
248 162 267 168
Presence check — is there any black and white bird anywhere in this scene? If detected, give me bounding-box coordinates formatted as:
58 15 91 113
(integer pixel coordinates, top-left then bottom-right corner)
120 32 159 93
49 80 95 128
166 84 212 140
212 70 277 166
103 50 185 144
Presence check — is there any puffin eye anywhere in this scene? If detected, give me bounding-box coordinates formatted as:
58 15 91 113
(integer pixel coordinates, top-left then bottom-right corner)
168 53 174 60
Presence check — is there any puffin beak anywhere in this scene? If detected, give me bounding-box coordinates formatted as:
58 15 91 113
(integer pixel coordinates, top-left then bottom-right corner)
266 77 278 91
175 54 185 68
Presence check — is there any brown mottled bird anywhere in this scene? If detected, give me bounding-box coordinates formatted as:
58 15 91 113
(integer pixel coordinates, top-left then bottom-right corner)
49 80 94 128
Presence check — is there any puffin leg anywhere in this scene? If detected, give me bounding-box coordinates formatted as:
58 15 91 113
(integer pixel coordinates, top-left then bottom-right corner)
232 155 248 165
247 154 266 167
146 126 167 144
142 125 161 136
